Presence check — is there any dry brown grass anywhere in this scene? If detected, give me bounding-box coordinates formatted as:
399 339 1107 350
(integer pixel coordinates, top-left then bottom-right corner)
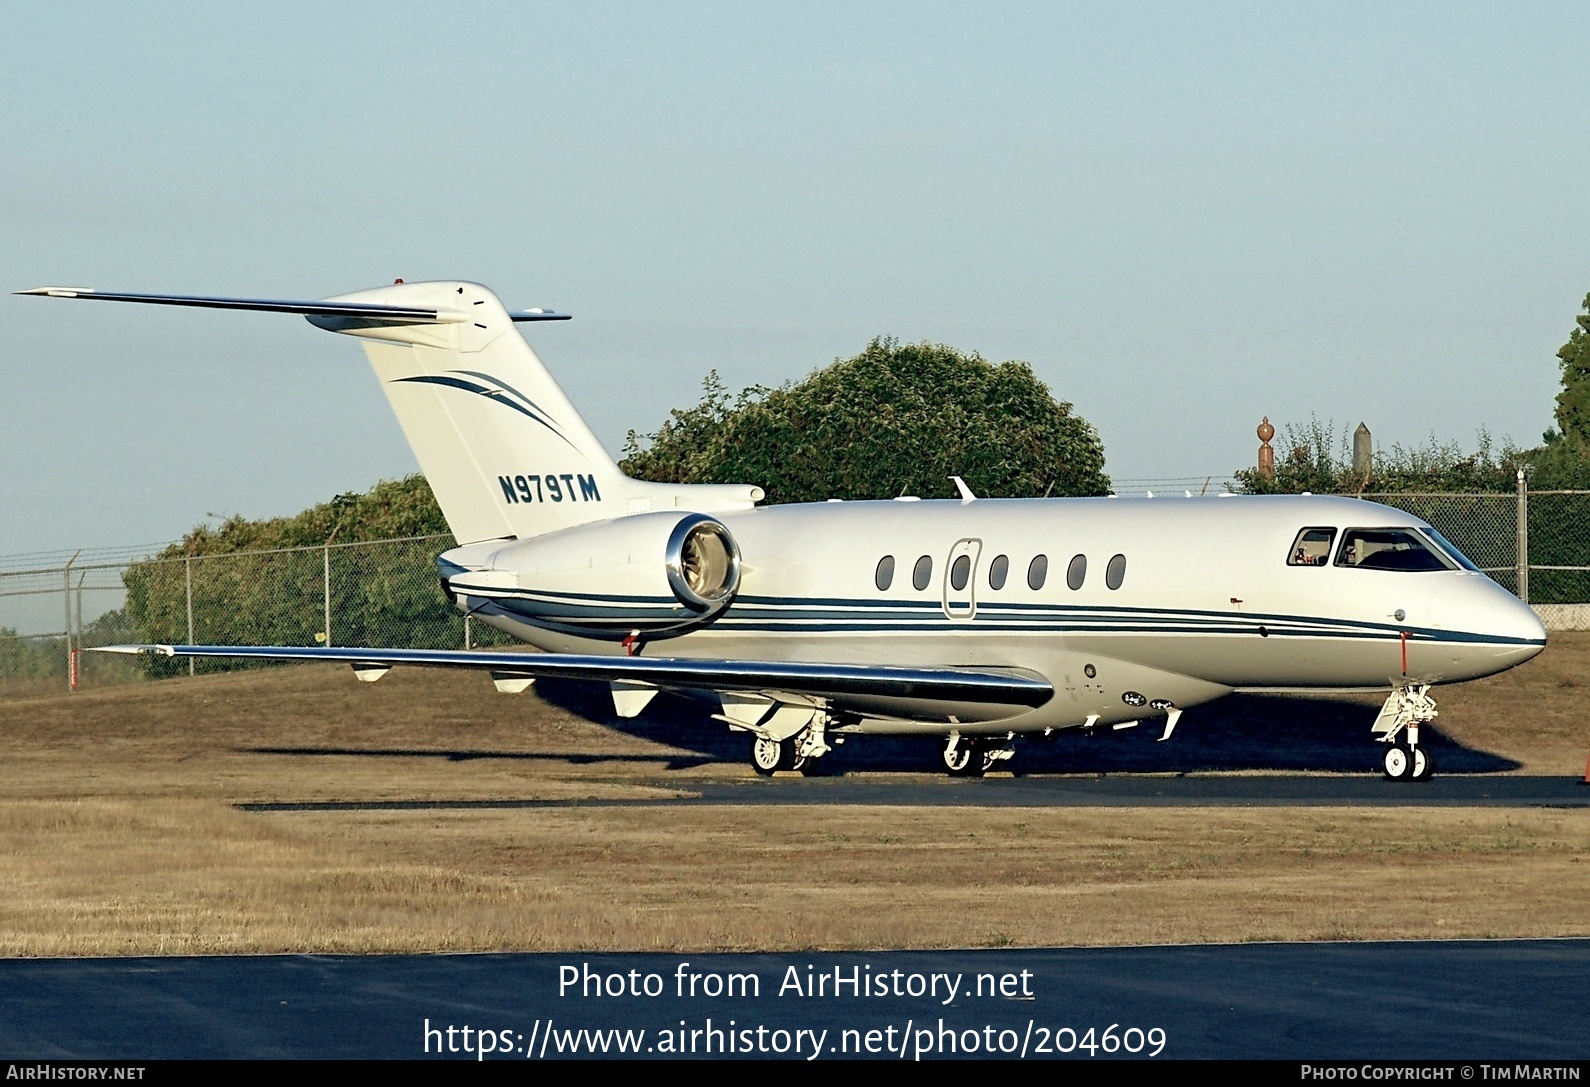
0 636 1587 955
2 800 1585 956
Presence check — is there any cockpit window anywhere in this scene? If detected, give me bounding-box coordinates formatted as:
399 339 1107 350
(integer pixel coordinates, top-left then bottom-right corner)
1419 527 1482 572
1335 528 1455 572
1287 527 1337 567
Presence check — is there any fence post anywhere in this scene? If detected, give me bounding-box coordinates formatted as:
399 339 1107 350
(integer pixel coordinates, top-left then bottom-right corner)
62 550 79 692
323 543 333 649
1516 467 1529 604
185 556 195 676
464 613 472 650
73 570 85 689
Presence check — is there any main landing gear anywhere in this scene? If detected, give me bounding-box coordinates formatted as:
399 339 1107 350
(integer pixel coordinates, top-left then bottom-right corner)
1373 684 1437 782
750 719 836 776
941 732 1015 777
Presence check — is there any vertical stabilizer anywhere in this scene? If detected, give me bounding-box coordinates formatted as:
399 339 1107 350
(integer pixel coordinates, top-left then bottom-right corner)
313 281 762 543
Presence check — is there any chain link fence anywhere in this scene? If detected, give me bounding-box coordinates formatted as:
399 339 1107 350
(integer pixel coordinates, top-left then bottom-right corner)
0 535 515 698
4 490 1588 698
1365 489 1590 606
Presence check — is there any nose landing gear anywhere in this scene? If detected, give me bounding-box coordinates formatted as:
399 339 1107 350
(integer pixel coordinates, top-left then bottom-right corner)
1373 685 1437 782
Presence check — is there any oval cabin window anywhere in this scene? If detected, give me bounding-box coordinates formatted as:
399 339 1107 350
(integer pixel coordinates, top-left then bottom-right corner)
875 555 895 591
912 555 933 591
1105 553 1127 590
1067 554 1087 590
988 554 1009 590
950 554 971 591
1027 554 1048 590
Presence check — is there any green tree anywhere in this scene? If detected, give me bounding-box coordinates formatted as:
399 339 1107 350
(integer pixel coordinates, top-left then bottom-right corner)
1550 292 1590 447
621 338 1110 502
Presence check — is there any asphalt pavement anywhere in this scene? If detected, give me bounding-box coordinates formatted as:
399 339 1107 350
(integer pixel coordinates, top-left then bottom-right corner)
239 773 1590 812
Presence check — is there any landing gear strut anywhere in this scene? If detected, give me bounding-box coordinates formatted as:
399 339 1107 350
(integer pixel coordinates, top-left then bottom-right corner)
1373 684 1436 782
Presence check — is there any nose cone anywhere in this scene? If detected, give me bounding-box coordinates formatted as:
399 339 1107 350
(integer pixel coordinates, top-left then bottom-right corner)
1501 596 1548 663
1462 581 1547 678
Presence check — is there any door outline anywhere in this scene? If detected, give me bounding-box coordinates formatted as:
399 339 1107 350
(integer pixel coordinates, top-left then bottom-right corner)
943 538 983 620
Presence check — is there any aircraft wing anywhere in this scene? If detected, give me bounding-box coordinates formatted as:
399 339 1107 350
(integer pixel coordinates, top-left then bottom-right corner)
92 644 1052 720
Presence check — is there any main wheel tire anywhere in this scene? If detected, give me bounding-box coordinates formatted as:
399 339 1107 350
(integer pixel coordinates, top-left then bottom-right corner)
751 736 783 776
978 746 1007 774
752 736 805 775
1409 745 1431 781
943 739 976 776
1383 744 1411 781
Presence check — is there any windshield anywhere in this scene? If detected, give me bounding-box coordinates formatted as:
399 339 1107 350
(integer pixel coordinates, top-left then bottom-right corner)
1418 527 1483 572
1335 528 1455 572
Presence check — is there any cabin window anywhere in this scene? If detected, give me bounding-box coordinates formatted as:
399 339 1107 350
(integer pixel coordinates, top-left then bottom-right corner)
1027 554 1048 590
1066 554 1086 590
950 554 971 591
988 554 1009 590
875 555 895 591
913 555 933 590
1287 527 1337 567
1335 528 1453 572
1105 553 1127 590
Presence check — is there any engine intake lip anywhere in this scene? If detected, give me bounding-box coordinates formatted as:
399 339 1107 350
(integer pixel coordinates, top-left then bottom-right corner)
665 514 742 613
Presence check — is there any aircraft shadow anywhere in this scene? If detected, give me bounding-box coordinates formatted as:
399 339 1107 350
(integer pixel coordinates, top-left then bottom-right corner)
241 746 713 768
534 679 1523 776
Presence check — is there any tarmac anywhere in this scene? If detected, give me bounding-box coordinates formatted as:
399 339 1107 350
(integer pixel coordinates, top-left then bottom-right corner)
238 773 1590 812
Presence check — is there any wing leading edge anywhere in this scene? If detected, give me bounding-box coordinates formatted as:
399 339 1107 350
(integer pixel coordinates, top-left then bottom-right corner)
91 644 1052 719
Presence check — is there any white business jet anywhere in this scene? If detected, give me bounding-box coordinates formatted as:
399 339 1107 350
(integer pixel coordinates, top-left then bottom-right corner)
22 281 1546 780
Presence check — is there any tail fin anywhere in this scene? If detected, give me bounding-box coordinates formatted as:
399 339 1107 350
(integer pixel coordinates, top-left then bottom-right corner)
321 281 759 542
20 280 763 543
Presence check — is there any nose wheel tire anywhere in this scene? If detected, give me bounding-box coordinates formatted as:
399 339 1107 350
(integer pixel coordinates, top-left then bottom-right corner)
751 736 805 776
1383 744 1410 781
1410 745 1432 781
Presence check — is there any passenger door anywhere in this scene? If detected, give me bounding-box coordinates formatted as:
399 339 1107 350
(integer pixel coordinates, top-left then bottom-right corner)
942 538 983 620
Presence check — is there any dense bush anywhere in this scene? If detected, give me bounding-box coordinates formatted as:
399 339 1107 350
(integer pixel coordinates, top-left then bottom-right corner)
1233 419 1528 496
620 338 1111 501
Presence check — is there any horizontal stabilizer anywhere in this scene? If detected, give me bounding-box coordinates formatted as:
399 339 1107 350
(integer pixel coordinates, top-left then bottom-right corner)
15 288 570 323
91 644 1054 710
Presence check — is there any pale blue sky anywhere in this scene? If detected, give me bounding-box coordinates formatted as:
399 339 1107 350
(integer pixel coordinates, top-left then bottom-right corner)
4 2 1588 553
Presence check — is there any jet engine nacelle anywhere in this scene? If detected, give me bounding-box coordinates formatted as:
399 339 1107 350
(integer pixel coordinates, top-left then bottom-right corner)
445 511 743 640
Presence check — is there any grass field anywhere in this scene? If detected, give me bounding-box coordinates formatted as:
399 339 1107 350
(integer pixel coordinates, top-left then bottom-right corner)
1 635 1586 955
